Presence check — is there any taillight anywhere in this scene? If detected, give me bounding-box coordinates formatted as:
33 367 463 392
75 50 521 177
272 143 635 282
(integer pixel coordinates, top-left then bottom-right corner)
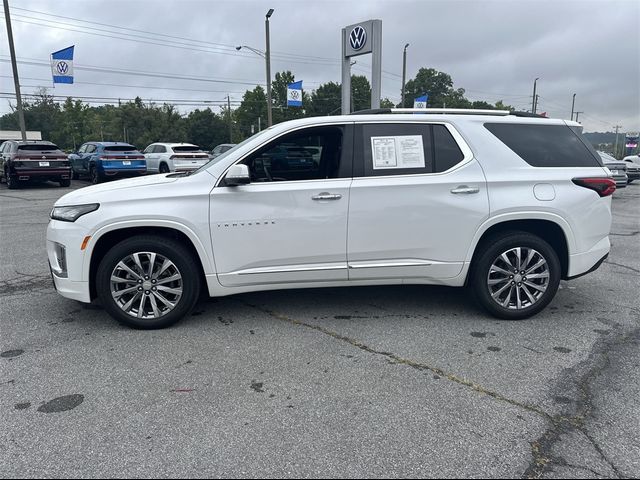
572 177 616 197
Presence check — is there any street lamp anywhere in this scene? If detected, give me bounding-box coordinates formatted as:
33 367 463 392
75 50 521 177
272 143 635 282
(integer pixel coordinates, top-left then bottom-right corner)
571 93 576 121
401 43 409 107
265 8 274 126
531 77 539 114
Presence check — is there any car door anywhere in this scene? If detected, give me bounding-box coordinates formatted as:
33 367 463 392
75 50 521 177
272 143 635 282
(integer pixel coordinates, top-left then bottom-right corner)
143 145 159 172
69 144 86 172
347 122 489 280
209 124 353 287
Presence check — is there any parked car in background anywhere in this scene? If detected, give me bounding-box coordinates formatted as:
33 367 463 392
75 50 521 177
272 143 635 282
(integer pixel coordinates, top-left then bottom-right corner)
598 151 627 188
68 142 146 184
209 143 236 161
143 143 210 174
0 140 71 189
622 154 640 183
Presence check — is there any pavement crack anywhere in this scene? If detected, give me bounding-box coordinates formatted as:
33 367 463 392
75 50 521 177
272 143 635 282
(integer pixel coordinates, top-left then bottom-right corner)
523 328 639 479
0 271 52 297
239 300 552 420
604 260 640 274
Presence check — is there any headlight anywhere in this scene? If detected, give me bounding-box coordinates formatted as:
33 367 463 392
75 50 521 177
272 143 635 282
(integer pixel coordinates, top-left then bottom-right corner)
50 204 100 222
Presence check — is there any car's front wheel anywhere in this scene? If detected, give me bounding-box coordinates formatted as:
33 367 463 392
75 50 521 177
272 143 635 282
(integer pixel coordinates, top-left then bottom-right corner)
59 178 71 187
96 236 201 329
159 163 170 174
90 166 102 184
471 232 561 320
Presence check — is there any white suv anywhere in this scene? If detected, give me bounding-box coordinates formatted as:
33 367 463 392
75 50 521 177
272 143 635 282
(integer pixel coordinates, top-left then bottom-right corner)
143 142 209 173
47 109 614 329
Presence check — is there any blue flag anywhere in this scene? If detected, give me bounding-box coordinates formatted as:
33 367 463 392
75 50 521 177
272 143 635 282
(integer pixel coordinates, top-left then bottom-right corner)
287 81 303 107
51 46 74 84
414 94 428 108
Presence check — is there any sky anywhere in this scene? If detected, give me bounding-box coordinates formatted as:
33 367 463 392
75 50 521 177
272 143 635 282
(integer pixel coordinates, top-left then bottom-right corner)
1 0 639 133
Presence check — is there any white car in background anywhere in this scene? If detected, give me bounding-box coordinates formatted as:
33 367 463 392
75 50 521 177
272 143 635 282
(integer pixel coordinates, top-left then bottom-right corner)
143 143 209 173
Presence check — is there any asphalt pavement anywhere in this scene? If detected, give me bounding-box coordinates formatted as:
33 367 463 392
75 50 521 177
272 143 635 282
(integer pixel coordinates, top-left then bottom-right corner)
1 179 638 478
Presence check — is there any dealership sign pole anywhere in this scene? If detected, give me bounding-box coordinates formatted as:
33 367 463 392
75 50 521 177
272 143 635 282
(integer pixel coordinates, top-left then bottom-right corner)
341 19 382 114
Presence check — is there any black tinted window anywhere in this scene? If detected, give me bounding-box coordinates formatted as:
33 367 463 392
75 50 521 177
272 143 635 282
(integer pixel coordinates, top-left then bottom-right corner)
433 125 464 172
360 123 433 177
173 145 201 152
18 144 60 151
484 123 602 167
241 126 344 182
104 145 136 152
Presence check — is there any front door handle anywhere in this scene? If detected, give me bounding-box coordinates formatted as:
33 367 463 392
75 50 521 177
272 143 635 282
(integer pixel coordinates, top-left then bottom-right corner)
450 185 479 194
312 192 342 201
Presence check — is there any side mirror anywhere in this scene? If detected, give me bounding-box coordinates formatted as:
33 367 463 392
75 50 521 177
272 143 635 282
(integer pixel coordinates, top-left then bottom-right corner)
224 164 251 186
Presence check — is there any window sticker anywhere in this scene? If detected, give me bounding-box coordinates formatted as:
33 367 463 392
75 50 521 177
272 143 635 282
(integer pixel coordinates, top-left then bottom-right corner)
371 135 425 169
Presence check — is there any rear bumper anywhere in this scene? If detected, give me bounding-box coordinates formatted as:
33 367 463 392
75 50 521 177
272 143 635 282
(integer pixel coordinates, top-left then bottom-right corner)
567 236 610 278
12 168 71 178
102 169 147 177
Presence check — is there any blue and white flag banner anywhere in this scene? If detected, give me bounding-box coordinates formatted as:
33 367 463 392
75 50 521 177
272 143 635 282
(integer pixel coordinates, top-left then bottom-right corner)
51 46 74 84
414 94 428 109
287 80 303 107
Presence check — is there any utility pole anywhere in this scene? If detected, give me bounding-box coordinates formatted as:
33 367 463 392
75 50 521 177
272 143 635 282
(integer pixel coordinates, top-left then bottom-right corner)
401 43 409 107
534 94 539 114
574 111 583 123
614 125 622 158
531 77 539 114
3 0 27 140
570 93 576 121
265 8 274 127
227 95 233 142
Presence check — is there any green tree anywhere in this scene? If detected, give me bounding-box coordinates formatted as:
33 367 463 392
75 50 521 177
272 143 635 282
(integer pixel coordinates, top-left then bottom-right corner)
308 81 342 116
185 108 228 150
234 86 267 140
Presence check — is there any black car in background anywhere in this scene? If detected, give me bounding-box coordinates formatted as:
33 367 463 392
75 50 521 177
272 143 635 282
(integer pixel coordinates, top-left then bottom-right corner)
0 140 71 189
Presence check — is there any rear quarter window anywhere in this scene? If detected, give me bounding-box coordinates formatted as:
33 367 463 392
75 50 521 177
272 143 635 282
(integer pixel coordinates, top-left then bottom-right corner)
484 123 602 167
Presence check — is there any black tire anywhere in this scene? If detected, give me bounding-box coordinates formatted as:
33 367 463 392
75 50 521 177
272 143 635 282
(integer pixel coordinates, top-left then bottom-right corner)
59 178 71 187
96 235 201 329
159 163 170 174
90 165 102 184
471 232 561 320
6 171 18 189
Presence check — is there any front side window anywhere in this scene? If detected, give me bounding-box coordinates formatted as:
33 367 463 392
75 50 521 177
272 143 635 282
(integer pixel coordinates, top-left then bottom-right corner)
86 145 97 154
143 145 154 154
240 126 346 182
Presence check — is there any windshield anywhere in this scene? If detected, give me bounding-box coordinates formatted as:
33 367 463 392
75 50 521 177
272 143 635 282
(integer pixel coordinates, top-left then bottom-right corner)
173 145 202 152
191 129 272 175
105 145 136 152
18 144 60 151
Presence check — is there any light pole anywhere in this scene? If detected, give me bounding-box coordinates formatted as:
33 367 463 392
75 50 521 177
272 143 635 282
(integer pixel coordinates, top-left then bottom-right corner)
401 43 409 108
3 0 27 140
236 41 272 127
570 93 576 121
575 111 583 123
265 8 274 126
531 77 539 114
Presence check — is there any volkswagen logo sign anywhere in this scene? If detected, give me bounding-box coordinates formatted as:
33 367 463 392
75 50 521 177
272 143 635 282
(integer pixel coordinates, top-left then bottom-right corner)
56 61 69 75
349 26 367 51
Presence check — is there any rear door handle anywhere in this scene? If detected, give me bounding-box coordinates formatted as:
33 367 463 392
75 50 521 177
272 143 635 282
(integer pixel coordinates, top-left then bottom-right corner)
312 192 342 201
450 185 479 194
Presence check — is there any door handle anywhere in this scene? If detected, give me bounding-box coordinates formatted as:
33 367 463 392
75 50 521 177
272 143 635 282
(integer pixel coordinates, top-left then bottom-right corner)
312 192 342 201
450 185 479 194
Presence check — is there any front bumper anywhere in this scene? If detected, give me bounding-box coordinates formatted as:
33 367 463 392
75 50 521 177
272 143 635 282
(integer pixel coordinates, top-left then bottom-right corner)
47 219 92 303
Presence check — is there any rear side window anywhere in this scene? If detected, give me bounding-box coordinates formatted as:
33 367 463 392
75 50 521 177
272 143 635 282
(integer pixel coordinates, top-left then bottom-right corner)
104 145 136 152
433 125 464 172
359 123 434 177
18 144 60 151
484 123 602 167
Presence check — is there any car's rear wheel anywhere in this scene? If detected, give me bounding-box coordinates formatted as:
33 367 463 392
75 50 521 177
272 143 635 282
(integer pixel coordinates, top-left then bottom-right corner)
6 170 18 189
96 236 201 329
471 232 561 320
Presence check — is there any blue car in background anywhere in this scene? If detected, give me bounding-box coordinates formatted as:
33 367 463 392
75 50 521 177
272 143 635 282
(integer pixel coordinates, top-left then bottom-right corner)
68 142 147 184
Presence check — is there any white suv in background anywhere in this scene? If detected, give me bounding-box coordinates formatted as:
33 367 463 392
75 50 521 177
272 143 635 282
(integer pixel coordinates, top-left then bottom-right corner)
143 142 209 173
47 109 615 329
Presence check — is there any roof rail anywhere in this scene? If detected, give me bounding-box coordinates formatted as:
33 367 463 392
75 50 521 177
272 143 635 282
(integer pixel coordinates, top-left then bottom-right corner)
351 108 511 116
